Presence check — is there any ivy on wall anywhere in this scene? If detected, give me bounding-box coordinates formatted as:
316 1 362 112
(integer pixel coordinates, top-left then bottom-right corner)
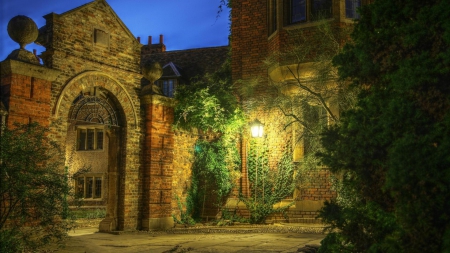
173 58 245 223
241 139 296 223
186 138 241 220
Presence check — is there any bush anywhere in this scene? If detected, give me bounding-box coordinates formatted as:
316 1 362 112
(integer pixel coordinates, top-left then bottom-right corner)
0 123 75 252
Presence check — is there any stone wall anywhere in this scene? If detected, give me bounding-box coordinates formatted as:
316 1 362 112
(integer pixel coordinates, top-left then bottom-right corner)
38 0 143 230
172 131 198 220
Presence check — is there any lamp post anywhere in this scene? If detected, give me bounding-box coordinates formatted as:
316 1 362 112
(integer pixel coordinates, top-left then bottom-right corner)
250 119 263 202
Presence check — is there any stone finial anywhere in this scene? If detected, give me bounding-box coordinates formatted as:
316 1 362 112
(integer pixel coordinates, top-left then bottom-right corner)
7 15 39 50
5 15 40 65
141 60 163 95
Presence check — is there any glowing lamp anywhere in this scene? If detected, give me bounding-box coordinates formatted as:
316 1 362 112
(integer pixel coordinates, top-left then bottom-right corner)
250 119 264 138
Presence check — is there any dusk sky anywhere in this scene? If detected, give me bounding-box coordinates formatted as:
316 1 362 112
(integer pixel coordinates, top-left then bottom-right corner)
0 0 230 61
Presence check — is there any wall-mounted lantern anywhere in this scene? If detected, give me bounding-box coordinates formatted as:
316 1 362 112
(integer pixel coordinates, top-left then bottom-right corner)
250 119 264 138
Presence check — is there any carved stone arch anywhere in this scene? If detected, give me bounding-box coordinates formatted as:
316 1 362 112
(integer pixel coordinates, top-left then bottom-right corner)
54 71 138 128
69 94 119 126
55 70 139 232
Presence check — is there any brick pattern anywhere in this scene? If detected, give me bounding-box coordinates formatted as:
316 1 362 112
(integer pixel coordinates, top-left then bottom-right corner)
142 100 175 224
1 73 52 127
231 0 350 217
172 131 198 219
38 1 143 231
298 169 336 201
267 211 321 224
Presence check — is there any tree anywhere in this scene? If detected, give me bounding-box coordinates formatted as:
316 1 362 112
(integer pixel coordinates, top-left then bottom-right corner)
0 123 74 252
318 0 450 252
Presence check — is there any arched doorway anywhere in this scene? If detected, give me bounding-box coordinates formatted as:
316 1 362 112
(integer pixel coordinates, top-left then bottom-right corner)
54 71 140 231
66 87 123 231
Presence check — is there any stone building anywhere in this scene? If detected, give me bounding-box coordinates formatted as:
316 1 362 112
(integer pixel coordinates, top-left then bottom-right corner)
1 0 366 231
1 0 228 232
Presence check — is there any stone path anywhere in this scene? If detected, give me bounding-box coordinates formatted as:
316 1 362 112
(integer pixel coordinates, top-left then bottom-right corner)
50 224 326 253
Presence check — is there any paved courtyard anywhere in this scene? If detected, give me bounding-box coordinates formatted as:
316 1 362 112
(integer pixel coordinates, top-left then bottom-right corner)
51 224 326 253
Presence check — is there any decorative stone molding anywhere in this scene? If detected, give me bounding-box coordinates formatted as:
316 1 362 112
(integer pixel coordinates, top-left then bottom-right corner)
54 71 138 128
0 59 60 81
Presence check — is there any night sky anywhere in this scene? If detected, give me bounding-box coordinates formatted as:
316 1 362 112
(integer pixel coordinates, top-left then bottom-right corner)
0 0 230 61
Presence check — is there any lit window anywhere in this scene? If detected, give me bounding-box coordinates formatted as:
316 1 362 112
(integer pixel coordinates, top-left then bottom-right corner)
157 79 176 98
77 127 103 151
76 175 102 199
346 0 361 19
286 0 332 25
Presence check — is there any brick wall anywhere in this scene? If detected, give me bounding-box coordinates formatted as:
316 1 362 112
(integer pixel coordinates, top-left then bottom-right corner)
231 0 351 219
141 95 175 230
1 73 52 127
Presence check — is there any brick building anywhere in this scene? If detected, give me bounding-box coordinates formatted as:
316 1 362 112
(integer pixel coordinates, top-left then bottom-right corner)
1 0 366 231
231 0 368 221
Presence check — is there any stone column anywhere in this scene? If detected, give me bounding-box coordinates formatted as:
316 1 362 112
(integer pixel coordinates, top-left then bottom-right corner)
1 15 60 128
1 59 60 127
141 94 175 230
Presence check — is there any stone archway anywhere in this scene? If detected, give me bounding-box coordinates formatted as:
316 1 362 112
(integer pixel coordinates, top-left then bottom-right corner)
54 71 140 232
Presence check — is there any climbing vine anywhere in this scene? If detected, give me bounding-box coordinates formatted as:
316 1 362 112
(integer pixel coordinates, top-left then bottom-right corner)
187 138 241 220
240 139 296 223
173 58 245 222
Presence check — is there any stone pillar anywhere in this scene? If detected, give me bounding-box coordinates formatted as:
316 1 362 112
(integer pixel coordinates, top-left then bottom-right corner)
141 94 175 230
0 59 60 128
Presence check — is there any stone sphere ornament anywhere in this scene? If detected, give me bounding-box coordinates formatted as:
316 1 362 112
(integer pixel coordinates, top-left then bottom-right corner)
7 15 39 49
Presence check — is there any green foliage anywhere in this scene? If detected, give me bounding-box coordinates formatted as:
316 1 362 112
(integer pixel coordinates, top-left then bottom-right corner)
240 140 295 223
174 59 245 137
70 208 106 220
172 195 196 225
319 0 450 252
0 122 75 252
188 138 241 220
173 55 245 223
219 208 249 224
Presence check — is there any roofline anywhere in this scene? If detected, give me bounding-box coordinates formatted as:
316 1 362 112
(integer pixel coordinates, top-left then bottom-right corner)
55 0 138 44
152 45 229 54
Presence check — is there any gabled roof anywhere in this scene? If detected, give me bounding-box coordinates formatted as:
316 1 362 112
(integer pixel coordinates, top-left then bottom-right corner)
162 62 182 78
56 0 137 42
144 46 229 82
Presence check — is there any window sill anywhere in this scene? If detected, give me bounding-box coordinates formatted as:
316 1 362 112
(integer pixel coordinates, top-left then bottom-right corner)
268 30 278 41
79 198 103 201
283 18 334 30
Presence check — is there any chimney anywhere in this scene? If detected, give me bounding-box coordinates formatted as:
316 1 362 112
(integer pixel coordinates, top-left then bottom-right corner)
159 34 164 44
137 36 141 43
148 36 152 45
